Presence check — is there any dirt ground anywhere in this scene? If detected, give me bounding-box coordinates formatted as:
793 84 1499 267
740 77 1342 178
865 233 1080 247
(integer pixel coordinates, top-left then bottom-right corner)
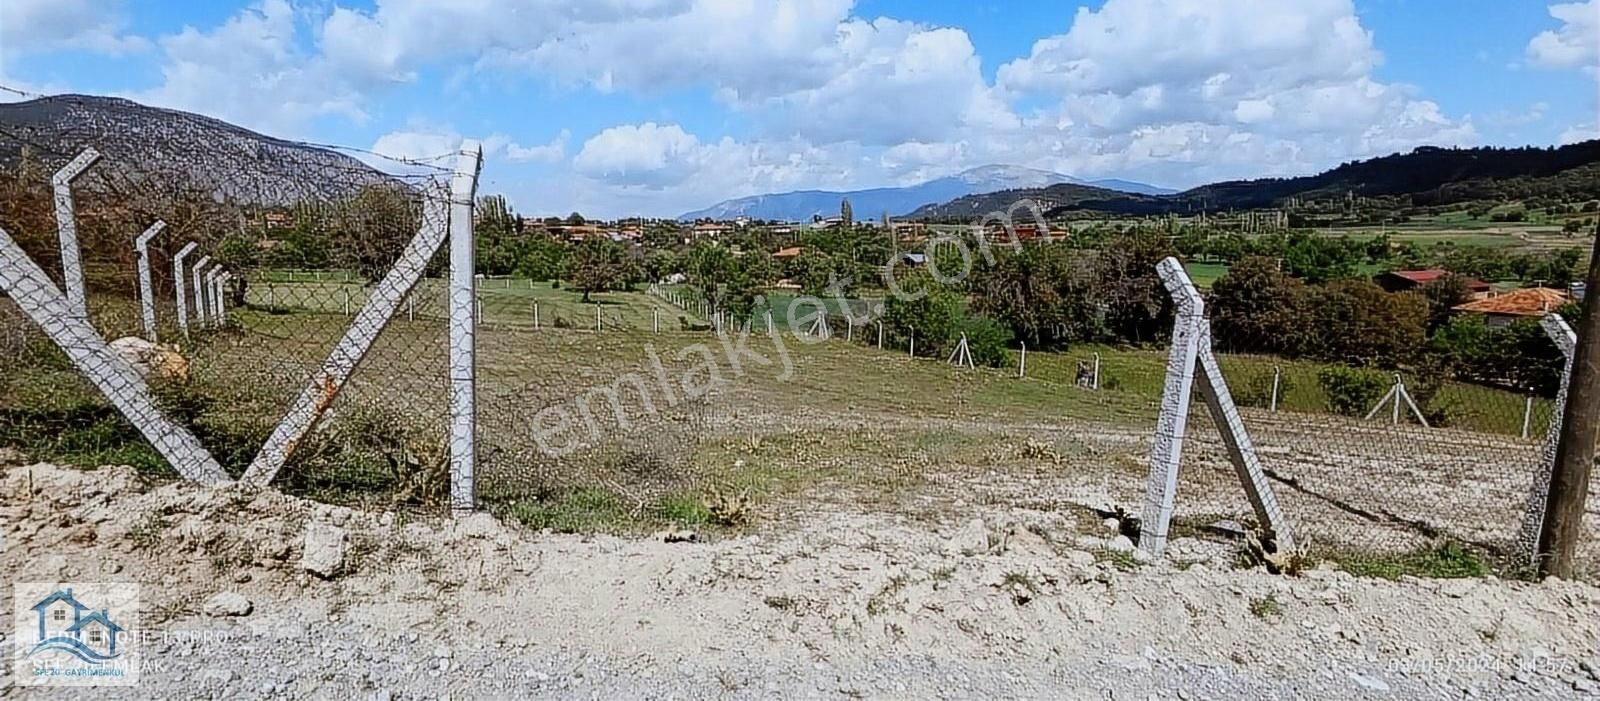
4 461 1600 700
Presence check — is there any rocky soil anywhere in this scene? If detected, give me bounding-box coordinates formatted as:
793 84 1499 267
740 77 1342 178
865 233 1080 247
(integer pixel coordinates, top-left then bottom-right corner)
3 461 1600 700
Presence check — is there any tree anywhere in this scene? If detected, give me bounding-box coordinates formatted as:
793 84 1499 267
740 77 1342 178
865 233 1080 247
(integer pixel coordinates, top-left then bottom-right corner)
840 197 853 227
1209 256 1303 353
1093 230 1175 344
568 237 625 302
684 242 735 309
882 270 964 357
332 184 418 282
566 212 587 226
1421 274 1474 332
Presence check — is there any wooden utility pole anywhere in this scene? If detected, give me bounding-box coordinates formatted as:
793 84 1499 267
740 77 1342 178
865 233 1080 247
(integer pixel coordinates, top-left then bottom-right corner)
1537 228 1600 578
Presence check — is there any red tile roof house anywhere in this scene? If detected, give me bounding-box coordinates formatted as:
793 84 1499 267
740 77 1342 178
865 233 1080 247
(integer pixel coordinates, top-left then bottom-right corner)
1373 270 1493 299
1451 287 1571 328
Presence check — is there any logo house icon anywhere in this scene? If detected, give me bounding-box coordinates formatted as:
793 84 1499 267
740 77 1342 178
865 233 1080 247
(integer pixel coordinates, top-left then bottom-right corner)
14 582 140 686
31 588 126 661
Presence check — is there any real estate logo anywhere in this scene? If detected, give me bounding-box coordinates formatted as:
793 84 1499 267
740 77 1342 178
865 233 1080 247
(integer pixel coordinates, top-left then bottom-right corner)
13 582 140 686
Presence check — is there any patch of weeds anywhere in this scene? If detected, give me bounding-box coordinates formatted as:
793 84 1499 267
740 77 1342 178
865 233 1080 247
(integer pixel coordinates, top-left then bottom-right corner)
128 512 166 549
345 533 383 573
656 493 711 527
1002 571 1039 605
929 564 957 582
1248 594 1284 619
866 574 910 616
148 600 195 625
705 485 757 526
763 595 798 611
1094 547 1139 571
500 488 630 533
206 541 253 573
1327 542 1488 580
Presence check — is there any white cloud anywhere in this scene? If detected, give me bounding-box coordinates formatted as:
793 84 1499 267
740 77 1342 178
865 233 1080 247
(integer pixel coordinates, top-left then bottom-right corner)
128 0 366 137
506 130 570 163
980 0 1473 184
1562 121 1600 144
1527 1 1599 71
0 0 147 58
371 126 570 168
573 123 705 188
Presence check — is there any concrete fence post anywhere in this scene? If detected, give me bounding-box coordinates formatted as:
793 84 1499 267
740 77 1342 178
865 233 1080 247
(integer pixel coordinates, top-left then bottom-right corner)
448 142 484 514
205 268 223 328
53 148 100 321
172 242 199 339
133 221 167 342
216 272 231 324
1019 342 1027 378
1270 366 1282 412
191 256 212 329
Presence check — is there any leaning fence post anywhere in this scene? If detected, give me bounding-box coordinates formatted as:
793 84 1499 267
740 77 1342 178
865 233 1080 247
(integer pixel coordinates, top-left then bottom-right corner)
1522 396 1535 440
448 142 484 514
1019 342 1027 378
217 272 231 324
909 327 916 357
133 221 166 342
342 289 352 316
192 255 212 329
172 242 198 339
878 320 884 349
406 293 415 321
209 269 224 325
1270 366 1282 412
53 148 100 320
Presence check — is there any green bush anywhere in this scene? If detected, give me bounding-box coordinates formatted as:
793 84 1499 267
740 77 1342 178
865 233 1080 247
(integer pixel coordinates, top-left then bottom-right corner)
1232 368 1291 409
1318 366 1390 416
960 314 1014 368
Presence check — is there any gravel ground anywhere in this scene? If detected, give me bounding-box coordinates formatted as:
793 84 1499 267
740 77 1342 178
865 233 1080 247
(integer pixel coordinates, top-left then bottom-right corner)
3 462 1600 700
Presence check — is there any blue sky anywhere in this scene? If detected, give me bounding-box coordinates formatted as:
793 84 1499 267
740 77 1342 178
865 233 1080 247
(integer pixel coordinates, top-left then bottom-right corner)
2 0 1596 218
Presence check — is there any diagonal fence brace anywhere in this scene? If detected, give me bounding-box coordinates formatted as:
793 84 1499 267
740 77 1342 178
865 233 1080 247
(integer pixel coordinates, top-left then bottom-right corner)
241 185 453 488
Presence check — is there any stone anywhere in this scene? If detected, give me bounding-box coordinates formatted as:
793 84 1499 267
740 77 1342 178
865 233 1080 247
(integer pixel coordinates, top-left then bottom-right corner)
1440 579 1476 599
202 591 253 617
1347 671 1390 692
945 518 991 556
302 523 347 578
1106 535 1136 553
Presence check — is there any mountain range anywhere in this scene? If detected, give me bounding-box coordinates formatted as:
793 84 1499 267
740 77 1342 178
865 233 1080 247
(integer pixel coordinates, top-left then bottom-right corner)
677 166 1174 222
0 94 397 204
910 142 1600 220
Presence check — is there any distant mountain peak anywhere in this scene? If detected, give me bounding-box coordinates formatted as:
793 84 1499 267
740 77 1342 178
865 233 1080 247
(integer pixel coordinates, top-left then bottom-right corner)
679 164 1167 221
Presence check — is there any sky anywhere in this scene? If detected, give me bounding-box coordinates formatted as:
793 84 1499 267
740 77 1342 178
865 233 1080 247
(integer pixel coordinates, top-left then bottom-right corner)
0 0 1597 219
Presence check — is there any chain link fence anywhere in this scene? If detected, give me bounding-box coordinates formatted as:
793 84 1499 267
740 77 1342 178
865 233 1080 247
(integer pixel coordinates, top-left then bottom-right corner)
0 91 460 508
